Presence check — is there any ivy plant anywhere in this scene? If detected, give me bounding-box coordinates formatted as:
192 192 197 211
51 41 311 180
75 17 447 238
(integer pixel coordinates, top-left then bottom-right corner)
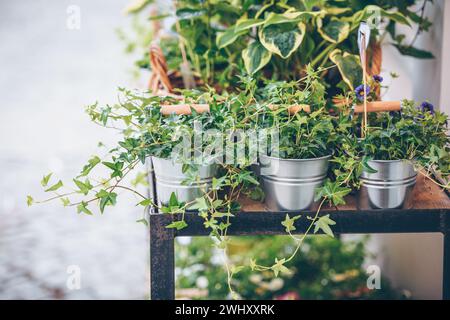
29 70 449 299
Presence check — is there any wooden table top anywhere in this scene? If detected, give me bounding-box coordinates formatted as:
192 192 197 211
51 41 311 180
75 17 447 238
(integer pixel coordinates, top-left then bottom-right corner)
240 174 450 212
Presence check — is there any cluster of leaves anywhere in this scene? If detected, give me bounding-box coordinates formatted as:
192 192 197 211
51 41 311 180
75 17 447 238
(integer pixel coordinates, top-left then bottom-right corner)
247 73 337 159
360 101 449 177
125 0 434 93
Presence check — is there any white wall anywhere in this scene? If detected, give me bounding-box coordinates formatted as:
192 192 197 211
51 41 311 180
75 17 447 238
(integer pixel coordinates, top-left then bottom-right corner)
440 0 450 115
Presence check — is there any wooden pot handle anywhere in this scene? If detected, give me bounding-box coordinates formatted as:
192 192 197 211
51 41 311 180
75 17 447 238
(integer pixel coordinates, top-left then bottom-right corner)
160 101 400 115
159 104 311 115
160 104 210 115
354 101 401 113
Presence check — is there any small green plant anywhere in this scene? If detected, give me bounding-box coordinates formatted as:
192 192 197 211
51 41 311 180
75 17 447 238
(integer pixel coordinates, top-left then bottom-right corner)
331 78 450 189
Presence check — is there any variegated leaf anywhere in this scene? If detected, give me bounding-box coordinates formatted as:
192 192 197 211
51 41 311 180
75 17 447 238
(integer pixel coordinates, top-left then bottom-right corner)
235 18 264 32
259 23 306 59
263 10 320 27
216 27 246 49
329 49 362 90
317 17 350 43
242 41 272 74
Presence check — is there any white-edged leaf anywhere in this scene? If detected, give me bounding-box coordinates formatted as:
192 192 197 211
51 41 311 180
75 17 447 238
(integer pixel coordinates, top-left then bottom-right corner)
235 18 264 32
242 41 272 74
216 27 246 49
263 10 320 27
259 22 306 59
329 49 362 90
317 17 350 43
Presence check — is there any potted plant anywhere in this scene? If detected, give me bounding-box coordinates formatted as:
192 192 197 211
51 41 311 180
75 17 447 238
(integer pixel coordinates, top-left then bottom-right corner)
124 0 434 96
247 78 336 211
357 101 449 209
331 78 450 209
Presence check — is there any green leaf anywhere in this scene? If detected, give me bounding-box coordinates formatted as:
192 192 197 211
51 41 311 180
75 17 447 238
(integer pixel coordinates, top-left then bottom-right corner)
317 18 350 44
45 180 63 192
131 171 149 187
234 18 264 32
392 44 434 59
188 196 209 211
138 198 154 207
166 220 188 230
148 13 171 21
125 0 153 14
102 161 116 170
281 214 301 233
298 33 315 61
365 5 411 27
259 23 306 59
136 218 149 226
250 258 257 271
329 49 362 90
60 197 70 206
242 41 272 74
212 176 227 190
271 258 291 277
314 214 336 238
231 265 245 274
216 27 246 49
77 201 93 215
96 190 117 213
176 8 206 20
102 161 124 178
41 173 53 187
73 178 93 195
325 7 352 15
242 175 259 186
316 180 351 206
168 192 179 207
214 1 241 15
79 156 101 176
362 156 377 174
26 195 34 206
263 10 320 27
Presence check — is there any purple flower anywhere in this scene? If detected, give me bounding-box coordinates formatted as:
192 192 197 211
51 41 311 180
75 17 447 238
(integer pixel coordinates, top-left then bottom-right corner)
389 111 401 118
372 75 383 83
312 6 320 11
355 85 370 101
420 101 435 114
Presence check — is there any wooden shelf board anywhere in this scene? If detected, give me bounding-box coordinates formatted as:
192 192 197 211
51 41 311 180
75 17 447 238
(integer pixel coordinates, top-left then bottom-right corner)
240 174 450 212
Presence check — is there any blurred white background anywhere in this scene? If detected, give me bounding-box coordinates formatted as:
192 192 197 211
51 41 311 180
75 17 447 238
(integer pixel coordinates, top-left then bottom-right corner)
0 0 149 299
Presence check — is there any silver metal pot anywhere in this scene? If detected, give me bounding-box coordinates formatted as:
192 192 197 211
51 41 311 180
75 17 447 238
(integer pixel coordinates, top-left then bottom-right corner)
258 154 330 211
357 159 417 210
151 157 217 206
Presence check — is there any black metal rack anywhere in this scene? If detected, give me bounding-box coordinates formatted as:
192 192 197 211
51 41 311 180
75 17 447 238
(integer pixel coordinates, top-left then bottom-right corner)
150 208 450 300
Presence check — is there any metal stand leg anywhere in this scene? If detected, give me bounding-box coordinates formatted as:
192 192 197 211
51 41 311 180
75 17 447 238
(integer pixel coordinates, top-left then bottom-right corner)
150 214 175 300
443 216 450 300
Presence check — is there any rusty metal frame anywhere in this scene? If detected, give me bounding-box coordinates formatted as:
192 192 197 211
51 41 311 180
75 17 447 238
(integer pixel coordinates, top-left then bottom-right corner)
150 208 450 300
